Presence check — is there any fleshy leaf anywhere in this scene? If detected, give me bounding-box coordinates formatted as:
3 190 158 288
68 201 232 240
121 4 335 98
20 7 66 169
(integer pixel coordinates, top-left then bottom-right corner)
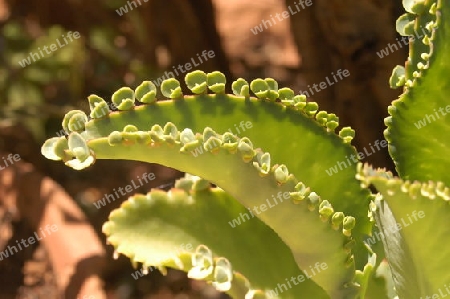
358 164 450 298
161 78 183 99
385 0 450 185
103 176 329 298
185 70 208 94
57 124 360 298
79 74 371 255
135 81 157 104
112 87 135 110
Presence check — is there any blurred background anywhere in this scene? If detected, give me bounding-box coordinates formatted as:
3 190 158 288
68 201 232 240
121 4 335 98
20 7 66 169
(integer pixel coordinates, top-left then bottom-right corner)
0 0 406 298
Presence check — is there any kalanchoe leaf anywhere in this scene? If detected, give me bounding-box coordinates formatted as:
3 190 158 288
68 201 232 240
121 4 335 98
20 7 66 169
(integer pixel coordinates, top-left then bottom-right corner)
290 182 311 202
67 132 90 162
264 78 279 101
307 192 321 211
62 110 88 134
403 0 427 14
150 124 164 142
47 120 359 297
41 137 67 161
359 166 450 298
396 13 416 36
389 65 406 88
65 155 95 170
123 124 138 132
174 176 194 192
344 239 356 255
207 71 226 94
293 94 307 109
108 131 123 146
231 78 250 97
304 102 319 116
203 127 219 141
88 95 110 118
343 216 356 237
188 245 214 279
237 137 255 162
385 0 450 184
43 60 376 297
120 125 141 145
88 94 105 111
221 132 239 153
331 212 345 230
68 113 88 133
112 87 135 110
163 122 179 142
204 137 222 154
52 137 70 161
339 127 356 143
212 258 233 292
253 152 271 176
180 128 197 145
319 200 334 222
353 254 378 299
63 132 95 170
264 78 278 91
135 81 157 104
274 164 289 184
185 70 208 94
278 87 295 106
250 79 269 99
203 128 222 153
316 111 329 126
135 131 151 144
102 175 330 298
326 114 339 132
180 128 201 152
161 78 183 99
38 0 450 294
191 177 211 191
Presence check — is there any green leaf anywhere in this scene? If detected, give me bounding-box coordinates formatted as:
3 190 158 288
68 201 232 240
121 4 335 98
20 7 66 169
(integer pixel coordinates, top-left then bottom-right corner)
359 165 450 298
79 126 358 298
103 175 328 299
81 79 371 256
385 0 450 185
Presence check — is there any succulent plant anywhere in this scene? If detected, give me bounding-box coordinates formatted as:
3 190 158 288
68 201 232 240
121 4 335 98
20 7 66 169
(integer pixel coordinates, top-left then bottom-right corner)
41 1 450 298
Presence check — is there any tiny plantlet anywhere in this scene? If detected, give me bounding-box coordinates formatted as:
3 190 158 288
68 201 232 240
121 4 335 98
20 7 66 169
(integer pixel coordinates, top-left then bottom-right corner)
41 1 450 298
